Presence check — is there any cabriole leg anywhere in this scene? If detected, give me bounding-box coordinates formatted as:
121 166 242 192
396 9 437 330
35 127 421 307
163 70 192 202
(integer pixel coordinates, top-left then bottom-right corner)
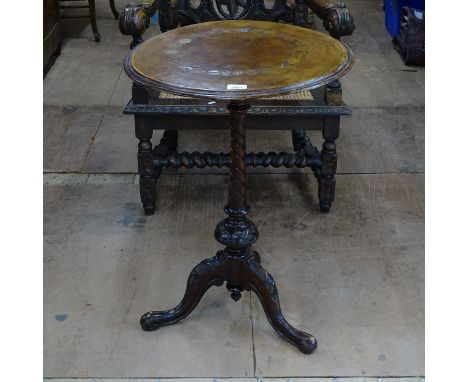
140 251 227 330
242 257 317 354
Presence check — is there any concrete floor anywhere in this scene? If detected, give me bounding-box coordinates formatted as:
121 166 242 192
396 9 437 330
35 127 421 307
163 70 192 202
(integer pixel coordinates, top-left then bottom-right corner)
44 0 424 379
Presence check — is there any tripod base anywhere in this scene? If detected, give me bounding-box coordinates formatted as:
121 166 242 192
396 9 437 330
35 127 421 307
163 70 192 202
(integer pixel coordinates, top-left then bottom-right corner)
140 100 316 354
140 249 317 354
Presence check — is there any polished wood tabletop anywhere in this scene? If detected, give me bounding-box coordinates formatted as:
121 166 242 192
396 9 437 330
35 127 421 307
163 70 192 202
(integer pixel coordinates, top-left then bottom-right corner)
124 20 354 100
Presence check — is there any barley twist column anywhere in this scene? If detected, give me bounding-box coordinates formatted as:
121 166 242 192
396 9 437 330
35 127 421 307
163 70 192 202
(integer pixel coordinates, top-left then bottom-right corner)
227 101 249 213
215 101 259 300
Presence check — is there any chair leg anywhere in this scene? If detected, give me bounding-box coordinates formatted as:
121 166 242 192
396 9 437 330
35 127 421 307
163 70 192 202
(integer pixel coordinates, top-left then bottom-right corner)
88 0 101 42
136 129 157 216
291 130 323 209
291 130 301 151
109 0 119 19
157 130 178 154
318 118 339 213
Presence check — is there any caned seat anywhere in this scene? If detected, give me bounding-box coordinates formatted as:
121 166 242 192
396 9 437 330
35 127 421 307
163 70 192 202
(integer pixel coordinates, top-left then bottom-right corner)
159 90 315 101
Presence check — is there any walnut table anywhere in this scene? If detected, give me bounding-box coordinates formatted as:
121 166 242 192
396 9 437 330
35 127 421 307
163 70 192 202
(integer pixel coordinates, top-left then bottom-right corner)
124 20 354 354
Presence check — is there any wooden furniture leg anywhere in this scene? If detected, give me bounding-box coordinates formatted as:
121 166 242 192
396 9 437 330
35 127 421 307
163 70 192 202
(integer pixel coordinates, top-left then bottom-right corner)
291 129 323 211
140 101 317 354
154 130 178 157
319 80 341 212
136 123 157 215
88 0 101 42
109 0 119 19
318 128 337 212
132 84 158 215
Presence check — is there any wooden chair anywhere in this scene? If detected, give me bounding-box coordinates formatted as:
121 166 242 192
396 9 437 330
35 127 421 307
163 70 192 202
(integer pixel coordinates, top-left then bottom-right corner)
58 0 120 42
119 0 355 215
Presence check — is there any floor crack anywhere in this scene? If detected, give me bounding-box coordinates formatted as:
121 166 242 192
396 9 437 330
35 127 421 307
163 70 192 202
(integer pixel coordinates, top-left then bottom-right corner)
249 291 257 377
80 67 124 172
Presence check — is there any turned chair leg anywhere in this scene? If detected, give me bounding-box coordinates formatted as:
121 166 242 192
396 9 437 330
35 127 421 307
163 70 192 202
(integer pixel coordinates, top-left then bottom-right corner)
136 128 157 216
88 0 101 42
136 130 178 216
318 80 343 213
109 0 119 19
291 130 328 212
318 118 339 213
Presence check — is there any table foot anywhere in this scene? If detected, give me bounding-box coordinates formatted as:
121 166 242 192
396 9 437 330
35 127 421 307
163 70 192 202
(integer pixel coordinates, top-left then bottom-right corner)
140 251 226 331
243 255 317 354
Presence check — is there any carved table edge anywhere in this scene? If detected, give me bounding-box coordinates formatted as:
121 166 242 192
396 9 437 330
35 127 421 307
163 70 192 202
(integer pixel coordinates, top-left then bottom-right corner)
123 100 352 116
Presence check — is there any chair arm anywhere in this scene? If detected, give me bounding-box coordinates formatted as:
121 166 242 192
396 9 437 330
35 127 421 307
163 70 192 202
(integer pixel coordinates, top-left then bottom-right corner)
119 1 161 49
304 0 355 38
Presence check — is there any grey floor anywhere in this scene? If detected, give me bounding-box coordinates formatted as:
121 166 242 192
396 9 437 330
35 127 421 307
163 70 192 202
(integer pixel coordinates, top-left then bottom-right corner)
44 0 424 379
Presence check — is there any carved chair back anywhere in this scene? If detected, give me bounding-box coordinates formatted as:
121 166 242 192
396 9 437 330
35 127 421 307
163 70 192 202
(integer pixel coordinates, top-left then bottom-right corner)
158 0 310 32
119 0 353 47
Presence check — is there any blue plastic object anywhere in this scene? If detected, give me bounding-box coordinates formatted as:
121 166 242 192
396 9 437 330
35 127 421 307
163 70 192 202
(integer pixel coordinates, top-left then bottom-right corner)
150 12 159 26
385 0 425 37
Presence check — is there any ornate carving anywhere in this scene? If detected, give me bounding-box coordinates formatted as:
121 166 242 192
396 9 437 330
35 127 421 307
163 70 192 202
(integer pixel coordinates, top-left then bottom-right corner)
322 3 355 38
119 3 152 36
141 243 317 352
119 0 355 46
119 2 159 48
294 0 309 27
215 102 259 251
186 250 227 288
158 0 173 32
215 216 259 249
214 0 251 19
159 0 299 32
245 255 278 299
123 101 352 116
226 282 243 301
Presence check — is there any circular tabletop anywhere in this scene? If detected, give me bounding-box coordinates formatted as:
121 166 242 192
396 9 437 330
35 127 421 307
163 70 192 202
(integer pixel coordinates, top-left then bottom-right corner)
124 20 354 100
